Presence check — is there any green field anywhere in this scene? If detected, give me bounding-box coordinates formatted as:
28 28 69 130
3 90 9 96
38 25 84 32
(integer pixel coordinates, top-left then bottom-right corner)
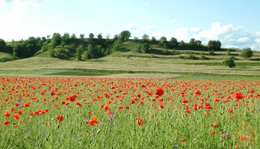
0 41 260 80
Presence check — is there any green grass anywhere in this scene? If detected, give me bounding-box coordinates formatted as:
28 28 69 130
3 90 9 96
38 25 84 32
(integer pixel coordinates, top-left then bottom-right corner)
0 76 259 148
0 42 260 80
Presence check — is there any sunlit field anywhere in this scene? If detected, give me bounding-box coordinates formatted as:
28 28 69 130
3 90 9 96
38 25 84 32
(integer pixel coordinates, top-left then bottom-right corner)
0 76 259 148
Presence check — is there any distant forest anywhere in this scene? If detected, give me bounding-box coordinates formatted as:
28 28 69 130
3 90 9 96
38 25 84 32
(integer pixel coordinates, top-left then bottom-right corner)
0 30 225 60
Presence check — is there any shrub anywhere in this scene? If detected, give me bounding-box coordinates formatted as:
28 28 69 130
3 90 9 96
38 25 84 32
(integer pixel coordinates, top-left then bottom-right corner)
222 57 236 68
240 48 253 59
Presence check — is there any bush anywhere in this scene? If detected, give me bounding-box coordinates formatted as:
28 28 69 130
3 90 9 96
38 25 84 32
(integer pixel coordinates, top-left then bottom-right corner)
209 49 214 55
141 43 150 53
222 57 236 68
240 48 253 59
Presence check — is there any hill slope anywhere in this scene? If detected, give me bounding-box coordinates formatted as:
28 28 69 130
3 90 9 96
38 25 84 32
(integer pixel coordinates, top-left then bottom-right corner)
0 41 260 79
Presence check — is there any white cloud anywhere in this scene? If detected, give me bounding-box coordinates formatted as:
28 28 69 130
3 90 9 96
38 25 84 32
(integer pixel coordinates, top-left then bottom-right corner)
125 23 138 30
169 19 177 24
256 32 260 36
125 23 156 31
138 25 156 31
0 0 53 41
150 22 260 50
191 27 200 32
237 37 251 42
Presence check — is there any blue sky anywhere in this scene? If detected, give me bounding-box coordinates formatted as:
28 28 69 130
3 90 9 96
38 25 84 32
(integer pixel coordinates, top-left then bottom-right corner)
0 0 260 50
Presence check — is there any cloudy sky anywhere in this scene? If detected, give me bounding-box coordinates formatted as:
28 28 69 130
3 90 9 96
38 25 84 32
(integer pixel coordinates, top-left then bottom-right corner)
0 0 260 50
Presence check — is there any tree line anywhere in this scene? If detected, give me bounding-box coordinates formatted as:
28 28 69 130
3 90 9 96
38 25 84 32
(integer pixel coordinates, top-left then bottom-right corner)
0 30 254 60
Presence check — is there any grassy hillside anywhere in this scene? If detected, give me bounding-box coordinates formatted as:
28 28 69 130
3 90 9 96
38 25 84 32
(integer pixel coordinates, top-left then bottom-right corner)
0 41 260 79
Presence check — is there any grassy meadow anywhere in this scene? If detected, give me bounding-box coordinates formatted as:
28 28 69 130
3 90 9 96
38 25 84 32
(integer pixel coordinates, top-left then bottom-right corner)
0 41 260 148
0 76 260 149
0 41 260 79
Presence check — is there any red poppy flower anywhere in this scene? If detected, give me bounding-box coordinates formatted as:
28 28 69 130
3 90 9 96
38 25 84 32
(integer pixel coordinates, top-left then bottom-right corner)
180 137 186 142
104 105 110 111
228 108 233 113
212 122 218 128
13 113 20 120
88 116 99 126
135 117 144 126
56 115 64 121
204 102 211 110
3 119 11 125
4 110 10 117
155 88 164 97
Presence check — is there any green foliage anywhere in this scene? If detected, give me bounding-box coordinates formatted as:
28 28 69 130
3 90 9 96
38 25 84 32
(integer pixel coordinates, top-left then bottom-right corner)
141 43 150 53
0 38 6 52
76 45 85 60
200 55 207 60
209 49 214 55
163 49 169 54
142 34 149 42
240 48 253 59
159 36 167 47
168 37 178 49
151 36 157 44
185 54 197 59
119 30 131 42
208 40 221 51
222 56 236 68
89 33 94 40
51 33 62 47
49 47 55 57
226 49 231 56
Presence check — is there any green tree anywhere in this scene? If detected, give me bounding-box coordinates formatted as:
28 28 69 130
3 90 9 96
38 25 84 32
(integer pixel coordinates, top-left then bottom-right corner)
119 30 131 42
151 37 157 44
49 47 55 57
76 45 85 60
0 38 6 52
240 48 253 59
141 43 150 53
62 33 70 44
159 36 167 47
80 34 85 41
70 33 77 42
189 38 196 49
142 34 149 42
208 40 221 51
169 37 178 49
97 33 103 40
89 33 94 40
222 57 236 68
51 33 62 47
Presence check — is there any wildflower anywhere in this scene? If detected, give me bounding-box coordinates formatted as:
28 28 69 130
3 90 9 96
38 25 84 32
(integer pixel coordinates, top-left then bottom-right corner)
56 115 64 121
88 116 99 126
240 135 247 140
228 108 233 113
107 111 114 117
180 137 186 142
104 105 110 111
195 90 201 96
118 106 123 112
13 113 20 120
204 102 211 109
156 88 164 97
136 117 144 126
4 110 10 117
3 119 11 125
211 130 215 134
234 92 243 101
212 122 218 128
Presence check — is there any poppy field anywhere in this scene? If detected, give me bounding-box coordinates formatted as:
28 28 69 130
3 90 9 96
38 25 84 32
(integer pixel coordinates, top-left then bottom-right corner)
0 76 259 148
